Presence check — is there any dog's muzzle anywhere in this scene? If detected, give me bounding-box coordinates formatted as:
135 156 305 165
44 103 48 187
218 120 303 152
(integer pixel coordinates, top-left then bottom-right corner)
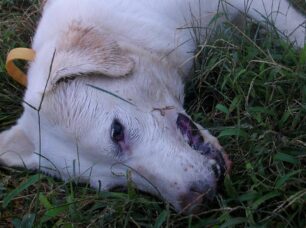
176 113 231 212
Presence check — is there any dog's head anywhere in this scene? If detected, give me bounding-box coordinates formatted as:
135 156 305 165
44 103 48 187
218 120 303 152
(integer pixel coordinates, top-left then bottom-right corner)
4 23 231 213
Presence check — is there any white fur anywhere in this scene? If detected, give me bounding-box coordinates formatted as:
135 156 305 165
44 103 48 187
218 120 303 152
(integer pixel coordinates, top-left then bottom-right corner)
1 0 305 212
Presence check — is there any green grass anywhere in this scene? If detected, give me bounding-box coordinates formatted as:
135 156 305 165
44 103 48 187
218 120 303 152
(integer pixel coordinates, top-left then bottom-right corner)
1 0 306 227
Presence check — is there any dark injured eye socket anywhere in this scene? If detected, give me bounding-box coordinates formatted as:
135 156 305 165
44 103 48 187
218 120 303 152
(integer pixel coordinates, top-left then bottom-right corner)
176 113 204 150
111 119 125 143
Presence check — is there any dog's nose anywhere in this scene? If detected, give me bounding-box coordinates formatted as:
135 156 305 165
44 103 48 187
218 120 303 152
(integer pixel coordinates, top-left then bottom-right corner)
179 181 215 213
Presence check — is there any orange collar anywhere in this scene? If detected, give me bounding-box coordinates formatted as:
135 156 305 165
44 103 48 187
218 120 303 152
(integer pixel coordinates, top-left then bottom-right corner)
6 48 36 86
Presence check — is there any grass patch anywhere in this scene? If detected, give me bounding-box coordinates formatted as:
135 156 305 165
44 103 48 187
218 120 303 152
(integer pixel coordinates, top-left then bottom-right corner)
1 1 306 227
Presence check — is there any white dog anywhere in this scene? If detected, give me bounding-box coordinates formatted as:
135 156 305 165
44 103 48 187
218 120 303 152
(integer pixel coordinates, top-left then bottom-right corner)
1 0 305 213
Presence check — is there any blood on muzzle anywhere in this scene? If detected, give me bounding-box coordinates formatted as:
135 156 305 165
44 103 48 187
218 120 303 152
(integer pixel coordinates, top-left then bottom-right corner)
176 113 227 182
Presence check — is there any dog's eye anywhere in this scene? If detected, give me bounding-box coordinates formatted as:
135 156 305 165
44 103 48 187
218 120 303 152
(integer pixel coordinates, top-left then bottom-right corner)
111 119 124 143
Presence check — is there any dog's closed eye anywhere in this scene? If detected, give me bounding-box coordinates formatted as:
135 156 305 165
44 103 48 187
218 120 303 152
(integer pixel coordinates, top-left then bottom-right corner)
55 75 77 85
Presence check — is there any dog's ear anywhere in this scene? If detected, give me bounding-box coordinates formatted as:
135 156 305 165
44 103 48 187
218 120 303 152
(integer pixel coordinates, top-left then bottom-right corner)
51 23 135 83
0 124 36 169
